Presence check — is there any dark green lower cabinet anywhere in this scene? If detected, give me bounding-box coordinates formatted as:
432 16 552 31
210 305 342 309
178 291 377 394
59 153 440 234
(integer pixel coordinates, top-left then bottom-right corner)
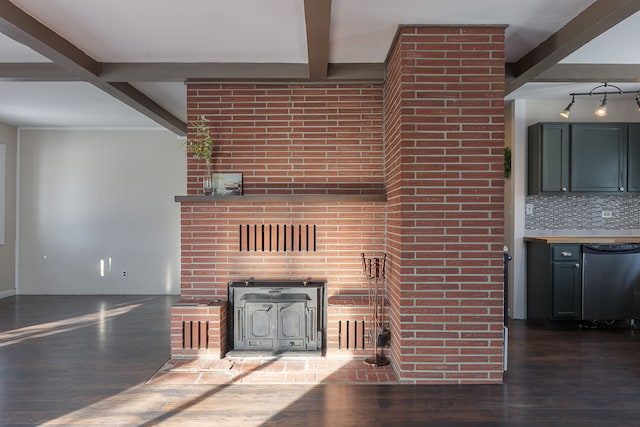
551 261 581 318
527 241 582 328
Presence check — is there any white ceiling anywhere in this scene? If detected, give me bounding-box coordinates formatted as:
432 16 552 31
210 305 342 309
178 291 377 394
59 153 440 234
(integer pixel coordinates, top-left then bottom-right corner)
0 0 638 132
330 0 596 62
561 9 640 64
14 0 308 63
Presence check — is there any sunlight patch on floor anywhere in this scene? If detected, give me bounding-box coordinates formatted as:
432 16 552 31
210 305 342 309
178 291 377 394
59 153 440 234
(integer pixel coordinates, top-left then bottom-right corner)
0 303 141 347
40 383 315 426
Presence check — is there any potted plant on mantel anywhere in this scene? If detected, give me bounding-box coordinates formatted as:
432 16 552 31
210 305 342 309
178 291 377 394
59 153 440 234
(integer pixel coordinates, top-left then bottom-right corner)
185 115 216 195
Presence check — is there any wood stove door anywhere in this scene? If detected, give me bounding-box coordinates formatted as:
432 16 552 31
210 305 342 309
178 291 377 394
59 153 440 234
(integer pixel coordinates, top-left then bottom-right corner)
277 302 306 350
245 303 276 349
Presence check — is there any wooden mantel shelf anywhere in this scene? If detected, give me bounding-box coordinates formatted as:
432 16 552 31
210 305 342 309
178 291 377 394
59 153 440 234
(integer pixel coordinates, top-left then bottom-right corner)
174 194 387 203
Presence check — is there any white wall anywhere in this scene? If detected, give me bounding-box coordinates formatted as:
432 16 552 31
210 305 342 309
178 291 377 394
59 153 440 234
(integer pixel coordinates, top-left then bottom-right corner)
0 122 16 297
18 129 185 294
504 100 528 319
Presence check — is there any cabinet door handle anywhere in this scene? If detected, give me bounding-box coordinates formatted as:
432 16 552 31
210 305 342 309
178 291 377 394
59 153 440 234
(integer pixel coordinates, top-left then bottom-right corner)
574 263 580 268
620 187 625 191
561 251 573 257
561 187 567 192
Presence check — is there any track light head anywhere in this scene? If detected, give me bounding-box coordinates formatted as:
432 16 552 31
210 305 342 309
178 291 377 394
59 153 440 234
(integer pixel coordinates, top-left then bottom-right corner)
595 96 607 117
559 96 575 118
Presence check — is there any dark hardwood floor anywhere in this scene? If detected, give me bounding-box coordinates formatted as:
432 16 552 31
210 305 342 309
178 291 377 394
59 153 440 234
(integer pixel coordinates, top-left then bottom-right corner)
2 295 640 426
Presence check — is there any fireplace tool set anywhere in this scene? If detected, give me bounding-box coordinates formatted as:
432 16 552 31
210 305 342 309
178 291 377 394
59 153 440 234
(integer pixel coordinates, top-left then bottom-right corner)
361 253 390 366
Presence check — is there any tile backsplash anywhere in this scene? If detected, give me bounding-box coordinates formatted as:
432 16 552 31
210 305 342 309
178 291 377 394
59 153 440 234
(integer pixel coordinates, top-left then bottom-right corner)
525 195 640 230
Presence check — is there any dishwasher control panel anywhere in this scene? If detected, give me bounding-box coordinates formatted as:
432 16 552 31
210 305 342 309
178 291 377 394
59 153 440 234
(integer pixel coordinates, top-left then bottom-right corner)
583 244 640 253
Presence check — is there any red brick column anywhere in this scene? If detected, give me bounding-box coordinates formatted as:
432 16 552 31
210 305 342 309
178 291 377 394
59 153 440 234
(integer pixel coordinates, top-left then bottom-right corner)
384 26 506 384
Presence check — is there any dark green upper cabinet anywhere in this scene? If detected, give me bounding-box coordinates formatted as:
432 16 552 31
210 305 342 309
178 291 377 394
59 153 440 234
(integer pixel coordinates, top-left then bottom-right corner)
570 124 627 193
528 122 640 195
628 124 640 192
528 123 569 194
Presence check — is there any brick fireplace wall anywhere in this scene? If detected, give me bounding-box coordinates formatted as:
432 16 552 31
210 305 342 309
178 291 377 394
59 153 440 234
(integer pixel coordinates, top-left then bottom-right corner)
173 25 506 384
174 84 389 359
185 84 384 196
179 202 386 299
181 83 386 297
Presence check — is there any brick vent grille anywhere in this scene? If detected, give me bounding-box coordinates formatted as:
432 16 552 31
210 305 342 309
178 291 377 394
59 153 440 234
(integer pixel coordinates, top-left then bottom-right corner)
338 320 366 350
182 320 209 349
239 224 317 252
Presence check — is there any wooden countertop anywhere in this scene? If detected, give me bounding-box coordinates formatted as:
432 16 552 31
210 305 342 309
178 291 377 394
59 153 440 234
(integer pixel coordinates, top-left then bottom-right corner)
525 236 640 244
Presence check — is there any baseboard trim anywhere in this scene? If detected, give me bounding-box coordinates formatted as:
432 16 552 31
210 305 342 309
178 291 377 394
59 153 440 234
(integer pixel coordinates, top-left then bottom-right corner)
0 289 16 299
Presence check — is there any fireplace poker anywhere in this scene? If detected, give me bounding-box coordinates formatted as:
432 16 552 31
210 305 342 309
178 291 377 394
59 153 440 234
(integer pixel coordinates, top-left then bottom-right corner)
378 254 387 344
361 253 389 367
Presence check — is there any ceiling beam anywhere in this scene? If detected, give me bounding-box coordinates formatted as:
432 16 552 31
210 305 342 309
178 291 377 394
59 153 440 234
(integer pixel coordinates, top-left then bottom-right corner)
0 61 386 83
0 62 78 81
304 0 332 80
532 63 640 83
327 63 385 81
101 62 309 82
0 0 186 135
102 62 384 83
506 0 640 95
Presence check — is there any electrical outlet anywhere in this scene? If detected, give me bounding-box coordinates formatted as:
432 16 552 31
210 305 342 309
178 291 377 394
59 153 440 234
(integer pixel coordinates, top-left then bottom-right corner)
525 204 534 215
122 271 127 278
602 210 613 218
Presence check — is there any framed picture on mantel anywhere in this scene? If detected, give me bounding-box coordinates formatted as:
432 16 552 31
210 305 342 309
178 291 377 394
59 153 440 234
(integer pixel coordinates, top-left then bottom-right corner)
213 173 243 196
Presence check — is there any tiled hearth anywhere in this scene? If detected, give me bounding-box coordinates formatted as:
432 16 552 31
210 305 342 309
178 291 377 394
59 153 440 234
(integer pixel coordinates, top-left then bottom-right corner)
148 356 399 385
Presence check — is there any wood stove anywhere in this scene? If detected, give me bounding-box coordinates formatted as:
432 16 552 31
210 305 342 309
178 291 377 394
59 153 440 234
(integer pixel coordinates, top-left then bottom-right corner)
229 280 326 352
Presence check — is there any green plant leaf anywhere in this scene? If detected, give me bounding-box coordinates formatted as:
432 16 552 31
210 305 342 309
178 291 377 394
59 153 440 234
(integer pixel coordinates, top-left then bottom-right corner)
504 146 512 179
184 115 215 162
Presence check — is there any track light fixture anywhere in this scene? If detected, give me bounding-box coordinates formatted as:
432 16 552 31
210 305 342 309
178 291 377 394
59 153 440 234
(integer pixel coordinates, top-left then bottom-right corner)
560 82 640 118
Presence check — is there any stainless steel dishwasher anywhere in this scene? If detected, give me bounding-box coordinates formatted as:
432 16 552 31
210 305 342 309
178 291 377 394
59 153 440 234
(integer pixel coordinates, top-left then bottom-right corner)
582 244 640 321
